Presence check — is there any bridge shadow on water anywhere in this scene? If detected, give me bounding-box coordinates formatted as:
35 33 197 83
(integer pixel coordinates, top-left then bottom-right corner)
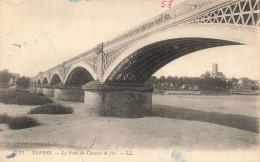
151 104 259 134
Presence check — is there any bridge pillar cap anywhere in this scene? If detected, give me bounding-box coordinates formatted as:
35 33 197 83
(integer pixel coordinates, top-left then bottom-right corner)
54 83 82 90
82 81 153 92
42 84 54 88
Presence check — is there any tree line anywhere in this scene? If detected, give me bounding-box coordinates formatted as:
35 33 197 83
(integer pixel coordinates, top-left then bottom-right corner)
0 69 30 88
146 73 237 92
1 69 258 91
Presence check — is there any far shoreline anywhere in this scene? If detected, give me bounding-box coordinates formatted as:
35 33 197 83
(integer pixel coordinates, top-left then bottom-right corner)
153 90 260 96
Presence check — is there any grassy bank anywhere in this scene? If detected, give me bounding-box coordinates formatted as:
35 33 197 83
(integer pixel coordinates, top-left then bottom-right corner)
28 104 73 114
0 84 14 88
0 114 40 129
152 104 259 133
0 89 53 105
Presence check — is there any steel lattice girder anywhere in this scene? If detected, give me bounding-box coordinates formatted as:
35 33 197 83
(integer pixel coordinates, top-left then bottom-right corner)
106 38 241 84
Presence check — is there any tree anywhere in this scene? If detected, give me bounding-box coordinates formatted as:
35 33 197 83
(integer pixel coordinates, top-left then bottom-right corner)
16 76 30 88
251 84 259 90
0 69 12 84
159 76 166 83
147 76 158 84
232 77 238 83
200 71 211 79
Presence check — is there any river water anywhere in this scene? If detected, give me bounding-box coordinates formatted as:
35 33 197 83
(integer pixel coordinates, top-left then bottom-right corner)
152 95 260 117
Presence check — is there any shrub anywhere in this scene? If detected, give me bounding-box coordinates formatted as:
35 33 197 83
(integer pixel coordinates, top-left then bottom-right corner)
0 114 40 130
0 89 53 105
7 116 40 129
28 104 73 114
16 76 30 88
0 113 11 124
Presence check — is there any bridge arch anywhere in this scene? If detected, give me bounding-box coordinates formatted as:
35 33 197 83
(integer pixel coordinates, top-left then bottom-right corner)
50 71 62 85
37 79 41 85
42 74 49 84
42 77 49 85
64 62 96 86
103 25 258 83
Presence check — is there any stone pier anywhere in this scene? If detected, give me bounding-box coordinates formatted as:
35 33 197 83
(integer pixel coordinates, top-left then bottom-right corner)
42 85 54 97
33 86 37 93
54 84 84 102
30 86 35 93
30 86 37 93
82 82 153 118
36 86 43 95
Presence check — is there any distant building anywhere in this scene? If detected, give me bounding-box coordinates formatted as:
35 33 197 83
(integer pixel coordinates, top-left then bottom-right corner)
210 63 226 79
238 78 258 87
211 63 218 78
9 73 20 84
9 78 14 84
235 77 259 92
238 77 251 85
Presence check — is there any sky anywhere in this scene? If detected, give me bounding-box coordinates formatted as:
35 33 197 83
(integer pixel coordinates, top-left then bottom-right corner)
0 0 259 80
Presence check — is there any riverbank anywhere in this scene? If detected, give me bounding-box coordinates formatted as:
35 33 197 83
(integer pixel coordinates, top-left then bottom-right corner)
0 95 258 149
154 90 260 96
152 95 260 117
0 94 259 162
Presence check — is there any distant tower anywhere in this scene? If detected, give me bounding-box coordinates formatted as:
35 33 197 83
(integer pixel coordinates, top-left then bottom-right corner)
212 63 218 78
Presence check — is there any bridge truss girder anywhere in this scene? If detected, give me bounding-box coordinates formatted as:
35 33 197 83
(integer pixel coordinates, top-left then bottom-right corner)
105 38 240 84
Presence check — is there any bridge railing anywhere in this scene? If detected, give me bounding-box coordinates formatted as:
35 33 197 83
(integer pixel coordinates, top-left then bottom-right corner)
40 45 100 75
103 0 221 48
31 0 228 80
33 0 257 80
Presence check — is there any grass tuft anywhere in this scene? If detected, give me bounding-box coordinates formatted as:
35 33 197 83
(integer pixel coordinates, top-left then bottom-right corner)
0 89 53 105
0 114 40 130
28 104 73 114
